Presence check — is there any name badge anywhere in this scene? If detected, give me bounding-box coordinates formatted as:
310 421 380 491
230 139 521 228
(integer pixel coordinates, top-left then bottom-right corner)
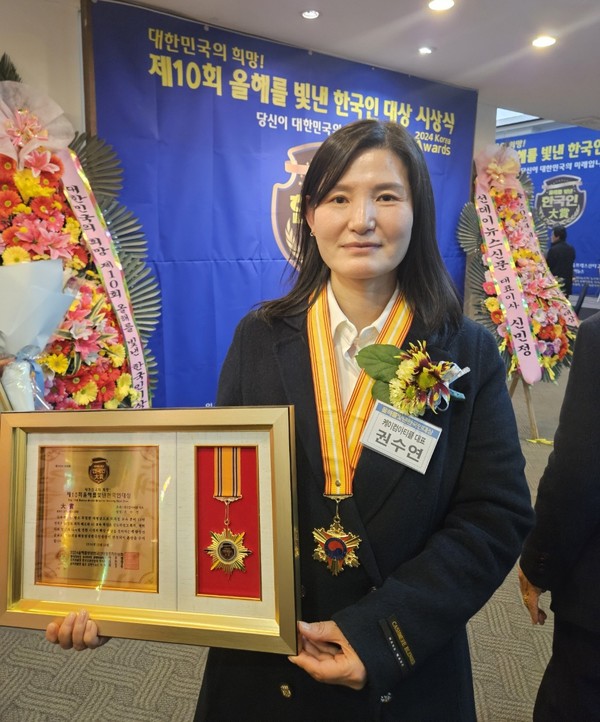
360 400 441 474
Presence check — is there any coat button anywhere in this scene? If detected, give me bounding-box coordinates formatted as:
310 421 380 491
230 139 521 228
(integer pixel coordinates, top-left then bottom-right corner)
370 586 378 592
300 585 306 598
280 683 292 698
380 692 393 703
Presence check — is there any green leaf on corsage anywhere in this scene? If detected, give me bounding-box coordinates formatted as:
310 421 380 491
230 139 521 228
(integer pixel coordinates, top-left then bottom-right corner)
355 344 401 382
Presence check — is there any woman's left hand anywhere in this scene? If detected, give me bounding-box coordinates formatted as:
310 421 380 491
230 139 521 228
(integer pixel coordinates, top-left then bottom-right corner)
288 620 367 690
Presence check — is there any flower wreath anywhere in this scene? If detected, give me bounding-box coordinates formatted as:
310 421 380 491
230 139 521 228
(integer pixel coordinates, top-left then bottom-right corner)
457 144 577 383
0 70 160 409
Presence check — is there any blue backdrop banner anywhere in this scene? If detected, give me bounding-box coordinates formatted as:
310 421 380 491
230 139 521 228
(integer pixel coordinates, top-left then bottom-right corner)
90 0 478 407
503 126 600 297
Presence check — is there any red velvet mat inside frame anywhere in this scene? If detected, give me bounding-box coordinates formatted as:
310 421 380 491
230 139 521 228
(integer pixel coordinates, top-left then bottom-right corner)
195 446 261 598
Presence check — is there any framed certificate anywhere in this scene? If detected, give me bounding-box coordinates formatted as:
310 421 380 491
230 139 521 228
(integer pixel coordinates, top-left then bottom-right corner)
0 407 299 654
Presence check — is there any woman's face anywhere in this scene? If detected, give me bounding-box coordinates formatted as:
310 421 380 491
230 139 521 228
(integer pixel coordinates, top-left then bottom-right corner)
306 147 413 288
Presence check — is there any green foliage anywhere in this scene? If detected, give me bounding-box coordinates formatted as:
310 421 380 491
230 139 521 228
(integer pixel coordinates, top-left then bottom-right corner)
0 53 21 82
355 344 400 382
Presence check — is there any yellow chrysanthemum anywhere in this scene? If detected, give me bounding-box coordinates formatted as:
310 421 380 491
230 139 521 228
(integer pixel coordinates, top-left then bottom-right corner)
65 216 82 243
103 386 140 409
389 378 423 416
539 356 556 380
416 368 439 391
395 358 417 383
107 343 126 368
484 296 500 312
2 246 31 264
68 253 86 271
73 380 98 406
41 353 70 375
114 373 132 401
13 169 54 202
417 362 452 391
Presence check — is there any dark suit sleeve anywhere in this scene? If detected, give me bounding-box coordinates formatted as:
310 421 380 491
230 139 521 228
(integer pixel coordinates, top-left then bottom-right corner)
334 325 533 694
520 313 600 591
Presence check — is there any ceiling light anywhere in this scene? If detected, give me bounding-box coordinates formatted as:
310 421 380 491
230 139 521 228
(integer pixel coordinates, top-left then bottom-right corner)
419 46 435 55
428 0 455 11
301 10 320 20
532 35 556 48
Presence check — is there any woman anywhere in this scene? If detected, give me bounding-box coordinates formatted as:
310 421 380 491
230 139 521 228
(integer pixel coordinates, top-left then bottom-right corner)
48 120 533 721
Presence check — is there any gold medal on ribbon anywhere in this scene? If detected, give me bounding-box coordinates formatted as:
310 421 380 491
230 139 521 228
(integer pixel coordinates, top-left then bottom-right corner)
313 500 361 576
307 285 412 575
204 447 251 576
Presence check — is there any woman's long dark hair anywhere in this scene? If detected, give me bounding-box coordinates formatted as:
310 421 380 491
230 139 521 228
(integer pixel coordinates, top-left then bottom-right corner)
259 119 462 334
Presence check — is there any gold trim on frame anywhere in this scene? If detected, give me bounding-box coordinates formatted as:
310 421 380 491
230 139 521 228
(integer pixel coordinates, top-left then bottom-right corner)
0 407 298 654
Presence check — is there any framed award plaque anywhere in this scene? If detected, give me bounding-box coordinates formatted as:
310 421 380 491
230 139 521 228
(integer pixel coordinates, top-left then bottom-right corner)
0 407 299 654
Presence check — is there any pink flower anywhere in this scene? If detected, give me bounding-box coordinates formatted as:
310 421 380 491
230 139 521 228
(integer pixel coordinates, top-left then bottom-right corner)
74 331 101 360
23 149 60 177
5 108 48 149
475 144 521 191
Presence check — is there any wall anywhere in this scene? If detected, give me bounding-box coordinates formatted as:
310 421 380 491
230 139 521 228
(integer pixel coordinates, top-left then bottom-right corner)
0 0 84 131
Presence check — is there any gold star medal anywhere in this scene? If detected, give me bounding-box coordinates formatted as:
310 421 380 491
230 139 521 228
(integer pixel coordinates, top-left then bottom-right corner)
313 503 361 575
204 447 252 576
205 527 252 576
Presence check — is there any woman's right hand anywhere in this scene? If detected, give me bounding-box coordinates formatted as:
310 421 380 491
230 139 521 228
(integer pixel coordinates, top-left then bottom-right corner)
46 609 109 651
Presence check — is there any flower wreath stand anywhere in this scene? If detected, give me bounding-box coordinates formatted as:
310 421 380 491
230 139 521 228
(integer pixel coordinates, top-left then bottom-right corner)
457 144 578 441
0 71 160 411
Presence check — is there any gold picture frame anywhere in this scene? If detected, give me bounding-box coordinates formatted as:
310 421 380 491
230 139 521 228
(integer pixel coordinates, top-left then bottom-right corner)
0 407 299 654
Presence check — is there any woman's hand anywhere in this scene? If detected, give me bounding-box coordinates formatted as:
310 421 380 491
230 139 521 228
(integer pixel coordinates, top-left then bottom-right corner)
45 610 109 651
518 567 547 625
288 620 367 690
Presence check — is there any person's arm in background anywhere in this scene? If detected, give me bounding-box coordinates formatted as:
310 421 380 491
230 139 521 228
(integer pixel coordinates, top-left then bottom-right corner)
520 313 600 623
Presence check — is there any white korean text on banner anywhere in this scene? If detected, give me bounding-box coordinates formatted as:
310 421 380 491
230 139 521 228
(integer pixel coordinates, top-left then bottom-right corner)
503 126 600 297
90 0 478 407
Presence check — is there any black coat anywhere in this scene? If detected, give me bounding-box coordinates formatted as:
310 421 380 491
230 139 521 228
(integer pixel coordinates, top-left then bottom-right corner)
196 311 533 722
546 239 576 296
520 311 600 632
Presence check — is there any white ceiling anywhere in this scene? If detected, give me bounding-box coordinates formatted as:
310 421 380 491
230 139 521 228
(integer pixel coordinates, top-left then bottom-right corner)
136 0 600 130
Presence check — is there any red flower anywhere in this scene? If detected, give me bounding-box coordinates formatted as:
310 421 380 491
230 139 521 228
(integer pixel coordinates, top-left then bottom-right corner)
70 245 90 267
538 325 556 341
63 370 93 394
0 155 16 183
0 189 22 219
